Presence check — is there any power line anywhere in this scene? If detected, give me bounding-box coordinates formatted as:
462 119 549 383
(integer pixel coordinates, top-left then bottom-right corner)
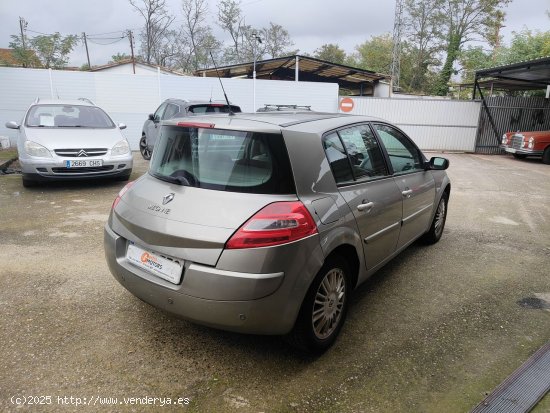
87 30 127 36
87 37 127 45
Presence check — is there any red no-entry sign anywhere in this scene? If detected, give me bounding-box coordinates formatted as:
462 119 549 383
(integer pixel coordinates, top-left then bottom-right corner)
340 97 354 112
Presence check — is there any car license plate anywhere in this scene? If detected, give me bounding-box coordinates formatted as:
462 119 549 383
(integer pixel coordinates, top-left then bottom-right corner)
505 148 516 154
126 243 184 284
65 159 103 168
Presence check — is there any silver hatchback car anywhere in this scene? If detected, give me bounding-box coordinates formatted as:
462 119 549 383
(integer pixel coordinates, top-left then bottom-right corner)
6 98 133 187
104 112 450 352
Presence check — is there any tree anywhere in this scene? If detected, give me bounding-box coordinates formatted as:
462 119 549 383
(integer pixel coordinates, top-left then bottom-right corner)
503 29 550 63
16 32 78 69
313 43 346 64
457 45 491 83
350 34 393 74
181 0 214 71
7 34 42 67
403 0 444 92
435 0 511 96
263 23 293 58
129 0 175 64
217 0 244 63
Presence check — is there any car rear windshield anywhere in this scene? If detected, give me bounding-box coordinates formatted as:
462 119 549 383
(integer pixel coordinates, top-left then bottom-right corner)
149 125 295 194
25 105 115 128
188 104 241 114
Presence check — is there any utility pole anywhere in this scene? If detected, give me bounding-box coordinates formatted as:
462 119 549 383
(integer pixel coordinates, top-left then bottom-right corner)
19 17 27 67
391 0 404 93
128 30 136 74
82 32 91 69
251 32 262 112
19 17 27 49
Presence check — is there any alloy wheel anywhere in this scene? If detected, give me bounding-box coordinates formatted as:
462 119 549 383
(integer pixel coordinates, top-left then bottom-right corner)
312 268 346 340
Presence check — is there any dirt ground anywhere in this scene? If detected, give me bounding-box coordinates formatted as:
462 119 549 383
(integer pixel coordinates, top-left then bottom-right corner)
0 151 549 412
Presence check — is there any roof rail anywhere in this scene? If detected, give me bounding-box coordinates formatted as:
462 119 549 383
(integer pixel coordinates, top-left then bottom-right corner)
258 104 312 112
78 97 95 105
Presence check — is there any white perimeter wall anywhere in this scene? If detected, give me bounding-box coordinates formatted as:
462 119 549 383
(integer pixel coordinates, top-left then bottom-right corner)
339 96 481 151
0 67 339 150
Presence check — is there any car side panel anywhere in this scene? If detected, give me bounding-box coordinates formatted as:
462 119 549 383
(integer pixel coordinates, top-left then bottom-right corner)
393 171 436 249
281 129 368 284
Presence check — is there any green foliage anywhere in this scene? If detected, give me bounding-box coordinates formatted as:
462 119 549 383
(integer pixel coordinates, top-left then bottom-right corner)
350 33 393 74
7 35 42 67
435 0 512 95
29 32 79 68
504 29 550 63
457 46 492 83
111 53 131 63
313 43 347 65
263 23 294 59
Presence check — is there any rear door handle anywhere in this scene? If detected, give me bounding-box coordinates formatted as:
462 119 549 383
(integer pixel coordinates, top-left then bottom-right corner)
357 201 374 212
402 189 413 197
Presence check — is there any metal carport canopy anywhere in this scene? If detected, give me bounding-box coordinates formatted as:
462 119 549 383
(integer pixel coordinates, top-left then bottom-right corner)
474 56 550 91
195 55 389 95
472 56 550 152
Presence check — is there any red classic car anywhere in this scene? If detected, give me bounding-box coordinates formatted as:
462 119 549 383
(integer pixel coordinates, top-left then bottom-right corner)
501 131 550 164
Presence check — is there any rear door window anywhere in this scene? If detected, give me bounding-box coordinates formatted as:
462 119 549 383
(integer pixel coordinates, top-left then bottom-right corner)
323 124 389 184
323 133 354 184
150 126 295 194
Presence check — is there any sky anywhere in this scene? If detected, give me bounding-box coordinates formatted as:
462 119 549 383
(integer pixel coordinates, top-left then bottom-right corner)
0 0 549 68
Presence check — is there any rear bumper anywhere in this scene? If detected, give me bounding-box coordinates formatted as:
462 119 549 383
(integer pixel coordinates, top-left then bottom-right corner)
104 224 324 335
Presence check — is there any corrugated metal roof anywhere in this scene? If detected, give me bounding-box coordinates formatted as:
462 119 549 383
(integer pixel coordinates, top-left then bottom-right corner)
195 55 389 95
474 56 550 89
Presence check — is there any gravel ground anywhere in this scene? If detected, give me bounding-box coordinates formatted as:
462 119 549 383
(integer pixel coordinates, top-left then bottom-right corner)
0 151 549 412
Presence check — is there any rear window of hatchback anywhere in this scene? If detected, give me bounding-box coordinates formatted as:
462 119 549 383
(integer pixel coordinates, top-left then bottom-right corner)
149 125 295 194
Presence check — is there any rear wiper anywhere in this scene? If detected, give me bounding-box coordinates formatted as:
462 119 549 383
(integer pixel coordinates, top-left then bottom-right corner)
171 176 194 186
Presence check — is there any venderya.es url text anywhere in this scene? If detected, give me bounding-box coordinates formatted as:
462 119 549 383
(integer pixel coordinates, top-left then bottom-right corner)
10 395 190 407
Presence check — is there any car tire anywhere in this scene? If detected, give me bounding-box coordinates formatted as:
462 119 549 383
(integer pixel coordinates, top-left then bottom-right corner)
513 154 527 159
421 192 449 244
543 147 550 165
22 177 37 188
288 256 350 353
139 135 151 160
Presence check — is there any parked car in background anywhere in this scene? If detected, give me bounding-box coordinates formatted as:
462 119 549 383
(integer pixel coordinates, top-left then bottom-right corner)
6 98 133 187
501 130 550 164
139 99 242 160
105 111 451 353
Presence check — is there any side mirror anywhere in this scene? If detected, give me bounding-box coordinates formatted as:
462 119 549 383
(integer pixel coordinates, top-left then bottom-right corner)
5 121 20 129
148 114 155 121
118 123 127 130
426 157 449 170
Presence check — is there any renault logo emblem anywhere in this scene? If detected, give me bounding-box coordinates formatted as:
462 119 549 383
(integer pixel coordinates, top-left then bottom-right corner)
77 149 88 157
162 193 175 205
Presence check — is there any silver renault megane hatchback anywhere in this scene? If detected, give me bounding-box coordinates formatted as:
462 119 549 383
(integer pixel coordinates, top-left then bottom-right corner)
104 111 450 352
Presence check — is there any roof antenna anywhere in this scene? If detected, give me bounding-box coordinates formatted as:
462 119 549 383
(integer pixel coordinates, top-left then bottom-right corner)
209 51 234 116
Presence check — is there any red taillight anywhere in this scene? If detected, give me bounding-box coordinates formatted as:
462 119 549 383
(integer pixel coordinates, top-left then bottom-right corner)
112 181 134 210
226 201 318 249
